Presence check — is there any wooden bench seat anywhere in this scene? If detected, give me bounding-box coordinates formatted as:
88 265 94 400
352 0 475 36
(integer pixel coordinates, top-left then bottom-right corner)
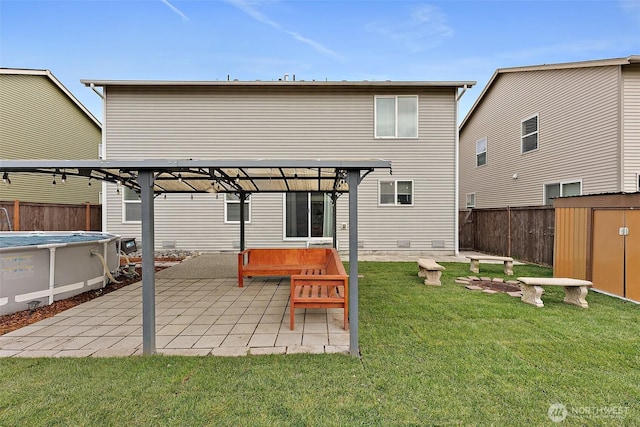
517 277 593 308
417 258 446 286
290 249 348 330
468 255 514 276
237 248 331 287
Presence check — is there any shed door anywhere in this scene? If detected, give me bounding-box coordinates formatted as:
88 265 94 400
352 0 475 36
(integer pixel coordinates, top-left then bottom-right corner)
592 210 625 297
625 210 640 302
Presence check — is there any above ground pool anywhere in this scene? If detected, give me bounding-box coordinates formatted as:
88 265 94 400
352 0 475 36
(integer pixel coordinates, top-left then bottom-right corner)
0 231 120 316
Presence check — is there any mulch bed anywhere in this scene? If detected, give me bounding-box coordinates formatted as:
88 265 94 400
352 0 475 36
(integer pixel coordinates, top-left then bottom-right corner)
0 258 179 336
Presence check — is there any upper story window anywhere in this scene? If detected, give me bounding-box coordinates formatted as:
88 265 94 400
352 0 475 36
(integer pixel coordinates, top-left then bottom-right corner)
544 180 581 205
521 114 539 153
375 96 418 138
122 187 141 223
224 193 251 223
379 180 414 206
476 137 487 167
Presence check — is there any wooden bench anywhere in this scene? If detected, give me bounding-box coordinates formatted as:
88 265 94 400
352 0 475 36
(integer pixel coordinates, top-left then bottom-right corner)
237 248 330 287
468 255 514 276
517 277 593 308
290 249 348 330
417 258 446 286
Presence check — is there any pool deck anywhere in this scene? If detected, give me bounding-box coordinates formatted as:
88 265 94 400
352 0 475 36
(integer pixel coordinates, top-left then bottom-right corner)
0 251 485 358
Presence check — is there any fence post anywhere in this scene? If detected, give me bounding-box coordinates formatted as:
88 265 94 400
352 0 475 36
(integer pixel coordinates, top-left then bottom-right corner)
13 200 20 231
85 202 91 231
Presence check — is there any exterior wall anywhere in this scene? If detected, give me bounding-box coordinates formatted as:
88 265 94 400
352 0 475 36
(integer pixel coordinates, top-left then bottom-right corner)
622 64 640 192
0 73 102 204
103 85 458 254
460 66 621 209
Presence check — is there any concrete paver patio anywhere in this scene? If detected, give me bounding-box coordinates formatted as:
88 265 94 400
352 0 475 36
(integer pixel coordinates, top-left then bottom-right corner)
0 277 349 357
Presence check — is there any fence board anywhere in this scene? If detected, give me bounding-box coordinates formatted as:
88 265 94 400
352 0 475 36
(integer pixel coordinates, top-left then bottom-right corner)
0 200 101 232
459 206 554 266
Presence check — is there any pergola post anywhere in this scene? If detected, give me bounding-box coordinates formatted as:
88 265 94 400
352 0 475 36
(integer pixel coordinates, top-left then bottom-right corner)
239 191 246 251
348 170 359 357
331 192 338 249
139 170 156 355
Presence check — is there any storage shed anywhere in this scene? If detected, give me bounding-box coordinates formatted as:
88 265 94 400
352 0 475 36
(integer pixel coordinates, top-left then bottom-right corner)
554 193 640 302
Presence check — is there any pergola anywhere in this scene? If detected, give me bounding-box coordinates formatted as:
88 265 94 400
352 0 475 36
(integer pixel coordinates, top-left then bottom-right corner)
0 158 391 356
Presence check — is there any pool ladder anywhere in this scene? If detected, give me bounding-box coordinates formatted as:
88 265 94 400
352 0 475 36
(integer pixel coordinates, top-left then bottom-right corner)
0 207 12 231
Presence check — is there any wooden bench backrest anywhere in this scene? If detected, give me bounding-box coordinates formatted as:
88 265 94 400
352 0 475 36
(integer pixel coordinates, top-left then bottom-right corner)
247 248 330 266
325 249 347 276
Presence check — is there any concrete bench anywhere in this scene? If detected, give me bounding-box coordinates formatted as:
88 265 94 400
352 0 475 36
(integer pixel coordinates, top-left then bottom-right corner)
517 277 593 308
417 258 446 286
468 255 514 276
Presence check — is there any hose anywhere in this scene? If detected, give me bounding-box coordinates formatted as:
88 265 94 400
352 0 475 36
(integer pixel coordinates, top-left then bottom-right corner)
91 251 121 284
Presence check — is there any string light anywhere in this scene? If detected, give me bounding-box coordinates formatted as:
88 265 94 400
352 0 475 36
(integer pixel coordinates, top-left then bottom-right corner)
52 174 57 186
61 172 67 184
177 173 183 182
87 177 92 187
2 172 10 185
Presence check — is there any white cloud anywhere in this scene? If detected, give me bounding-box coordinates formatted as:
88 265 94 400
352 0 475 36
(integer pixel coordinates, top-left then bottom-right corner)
223 0 340 58
367 4 454 52
161 0 189 21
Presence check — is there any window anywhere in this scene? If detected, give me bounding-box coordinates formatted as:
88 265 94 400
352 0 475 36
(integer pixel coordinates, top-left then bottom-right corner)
379 180 414 206
544 180 581 205
375 96 418 138
476 137 487 167
637 173 640 191
466 193 476 208
285 192 334 239
122 187 141 223
224 193 251 223
521 114 539 153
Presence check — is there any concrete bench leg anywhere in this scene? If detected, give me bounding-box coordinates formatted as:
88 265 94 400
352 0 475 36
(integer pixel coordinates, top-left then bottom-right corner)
470 259 480 274
503 261 514 276
564 286 589 308
519 284 544 307
424 270 442 286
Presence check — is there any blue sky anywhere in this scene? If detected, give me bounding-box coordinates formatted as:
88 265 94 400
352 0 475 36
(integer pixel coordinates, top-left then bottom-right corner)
1 0 639 123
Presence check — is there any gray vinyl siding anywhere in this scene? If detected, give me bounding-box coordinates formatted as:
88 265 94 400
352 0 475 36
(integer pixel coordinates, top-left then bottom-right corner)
0 74 101 204
622 64 640 192
104 85 458 254
460 66 621 209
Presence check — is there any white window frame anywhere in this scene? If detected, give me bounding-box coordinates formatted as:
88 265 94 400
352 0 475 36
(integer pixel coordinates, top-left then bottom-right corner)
378 180 414 206
637 173 640 191
476 137 487 167
543 179 582 205
466 193 476 208
521 113 539 154
224 193 251 224
374 95 419 139
282 192 334 242
122 187 141 224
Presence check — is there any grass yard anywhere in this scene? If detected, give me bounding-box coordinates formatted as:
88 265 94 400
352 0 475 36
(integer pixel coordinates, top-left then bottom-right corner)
1 261 638 426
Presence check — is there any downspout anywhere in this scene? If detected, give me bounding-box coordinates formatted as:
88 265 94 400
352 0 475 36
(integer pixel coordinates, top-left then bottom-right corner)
454 85 469 257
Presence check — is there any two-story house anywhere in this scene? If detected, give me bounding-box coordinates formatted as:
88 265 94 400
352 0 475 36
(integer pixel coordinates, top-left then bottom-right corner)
459 56 640 210
81 78 474 256
0 68 102 205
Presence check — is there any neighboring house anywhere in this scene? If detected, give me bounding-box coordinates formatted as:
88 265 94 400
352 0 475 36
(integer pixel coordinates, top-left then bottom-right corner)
459 56 640 210
0 68 102 204
81 78 474 255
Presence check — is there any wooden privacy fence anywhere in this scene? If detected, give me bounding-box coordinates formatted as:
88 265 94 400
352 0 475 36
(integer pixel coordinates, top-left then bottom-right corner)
459 206 555 266
0 200 101 232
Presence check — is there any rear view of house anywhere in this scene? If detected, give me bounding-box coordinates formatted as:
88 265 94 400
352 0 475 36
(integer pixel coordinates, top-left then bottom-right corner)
459 56 640 210
83 78 474 256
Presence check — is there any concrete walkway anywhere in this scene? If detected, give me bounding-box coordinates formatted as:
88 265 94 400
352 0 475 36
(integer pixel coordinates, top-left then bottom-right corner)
0 251 502 358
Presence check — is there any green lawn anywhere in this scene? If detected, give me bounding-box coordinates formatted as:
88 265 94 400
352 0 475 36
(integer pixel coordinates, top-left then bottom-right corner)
1 261 638 426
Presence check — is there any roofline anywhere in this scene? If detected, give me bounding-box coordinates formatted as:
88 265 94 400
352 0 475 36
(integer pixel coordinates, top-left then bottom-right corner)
459 55 640 131
81 79 475 89
0 158 392 171
1 68 102 128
